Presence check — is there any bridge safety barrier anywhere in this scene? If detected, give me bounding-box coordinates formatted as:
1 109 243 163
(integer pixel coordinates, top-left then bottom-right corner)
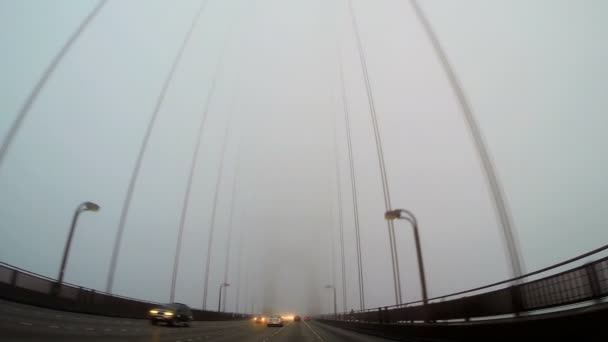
0 262 249 321
320 243 608 323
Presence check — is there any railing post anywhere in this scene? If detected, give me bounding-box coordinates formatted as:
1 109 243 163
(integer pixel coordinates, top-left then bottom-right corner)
510 285 524 316
76 286 83 305
584 262 601 301
10 269 18 287
51 282 61 296
90 289 96 306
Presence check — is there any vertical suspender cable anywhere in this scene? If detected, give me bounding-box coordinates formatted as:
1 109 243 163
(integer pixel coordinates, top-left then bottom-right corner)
329 1 349 314
332 108 348 313
328 186 338 307
222 135 243 311
337 47 366 310
107 0 208 294
234 214 244 313
0 0 108 169
169 16 233 303
348 0 402 305
202 98 236 310
408 0 524 278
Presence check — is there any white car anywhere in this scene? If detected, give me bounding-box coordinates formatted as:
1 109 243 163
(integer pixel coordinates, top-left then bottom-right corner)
267 315 283 327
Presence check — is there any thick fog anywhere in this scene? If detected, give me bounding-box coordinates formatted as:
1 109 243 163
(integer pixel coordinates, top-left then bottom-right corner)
1 0 607 316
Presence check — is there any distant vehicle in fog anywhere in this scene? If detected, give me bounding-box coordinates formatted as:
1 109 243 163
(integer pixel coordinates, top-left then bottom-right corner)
253 316 266 324
304 316 312 321
267 315 283 327
294 315 301 321
148 303 193 327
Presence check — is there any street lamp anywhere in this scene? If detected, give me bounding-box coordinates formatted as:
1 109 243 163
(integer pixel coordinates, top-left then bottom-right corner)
325 285 337 319
385 209 428 305
56 202 100 291
218 282 230 312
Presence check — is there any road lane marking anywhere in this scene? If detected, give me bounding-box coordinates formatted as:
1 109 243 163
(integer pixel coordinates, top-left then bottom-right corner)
104 328 112 331
48 325 59 329
261 322 290 341
19 322 32 326
86 327 95 331
303 321 326 342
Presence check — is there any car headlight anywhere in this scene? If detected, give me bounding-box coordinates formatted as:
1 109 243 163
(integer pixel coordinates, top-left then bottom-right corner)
164 312 174 316
149 310 158 314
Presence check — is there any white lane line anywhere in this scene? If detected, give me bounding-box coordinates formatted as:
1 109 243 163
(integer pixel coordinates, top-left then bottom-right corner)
121 329 127 332
86 327 95 331
55 315 63 318
48 325 59 329
19 322 32 326
303 321 326 342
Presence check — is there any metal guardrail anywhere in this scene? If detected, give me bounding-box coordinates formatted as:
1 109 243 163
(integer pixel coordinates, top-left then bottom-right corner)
0 261 249 320
321 243 608 323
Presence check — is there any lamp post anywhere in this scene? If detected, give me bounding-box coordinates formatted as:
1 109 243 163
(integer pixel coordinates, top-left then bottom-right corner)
57 202 100 290
218 282 230 312
325 285 337 319
385 209 428 305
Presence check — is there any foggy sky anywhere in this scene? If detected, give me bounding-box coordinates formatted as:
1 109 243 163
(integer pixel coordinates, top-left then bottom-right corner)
1 0 607 316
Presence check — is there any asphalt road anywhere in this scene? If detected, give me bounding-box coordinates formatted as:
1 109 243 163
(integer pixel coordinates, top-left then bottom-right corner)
0 300 393 342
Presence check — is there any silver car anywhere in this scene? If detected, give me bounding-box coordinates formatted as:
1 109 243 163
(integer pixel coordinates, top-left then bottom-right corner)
267 315 283 327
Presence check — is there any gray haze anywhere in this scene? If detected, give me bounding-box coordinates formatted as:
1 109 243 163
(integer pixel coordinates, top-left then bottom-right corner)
1 0 607 316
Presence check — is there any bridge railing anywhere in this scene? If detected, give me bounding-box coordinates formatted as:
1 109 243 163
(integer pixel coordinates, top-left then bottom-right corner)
0 261 248 320
324 244 608 323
